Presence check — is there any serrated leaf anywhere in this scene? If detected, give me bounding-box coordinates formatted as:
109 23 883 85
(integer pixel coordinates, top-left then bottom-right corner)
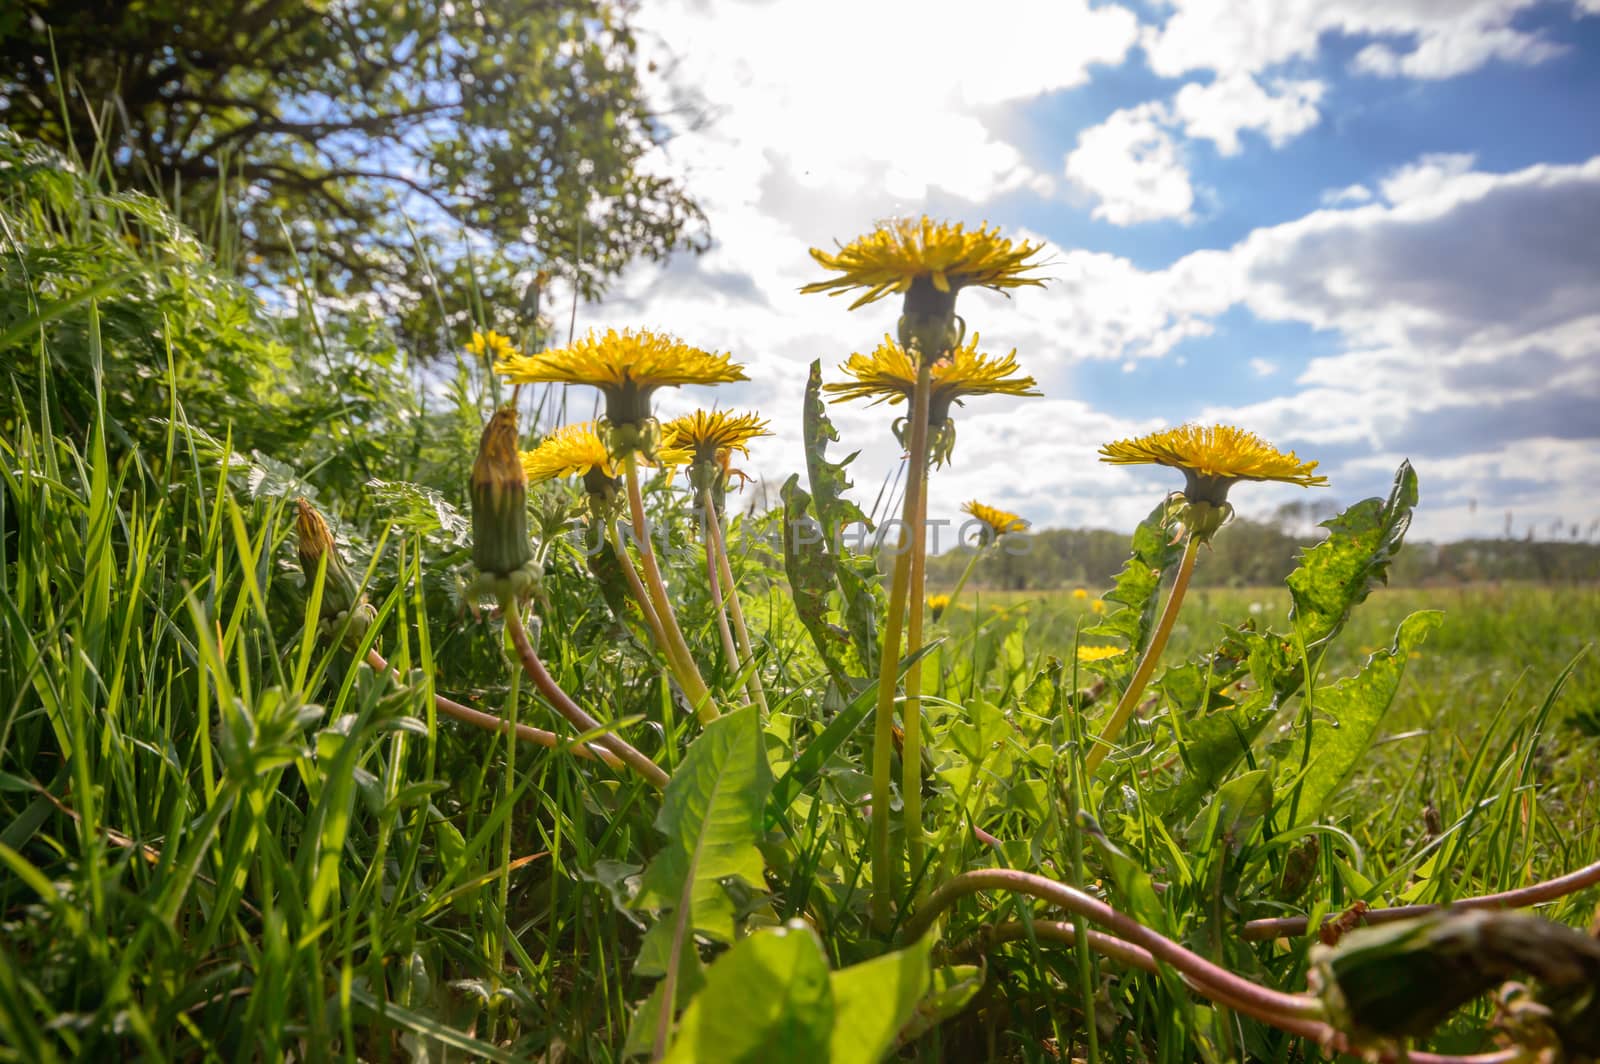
636 706 772 942
1283 609 1441 827
1288 460 1418 649
1082 814 1170 934
662 922 832 1064
1084 498 1184 651
782 473 858 693
828 936 932 1064
1184 769 1272 857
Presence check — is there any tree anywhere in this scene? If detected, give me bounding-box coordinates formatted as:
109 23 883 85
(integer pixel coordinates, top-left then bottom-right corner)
0 0 707 350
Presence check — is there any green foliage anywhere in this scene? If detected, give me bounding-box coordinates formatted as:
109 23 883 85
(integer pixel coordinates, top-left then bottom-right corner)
2 126 1597 1064
1288 460 1418 648
636 706 772 942
0 0 707 344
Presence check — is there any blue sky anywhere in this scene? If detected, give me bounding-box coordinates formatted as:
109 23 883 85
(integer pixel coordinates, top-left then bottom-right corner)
551 0 1600 542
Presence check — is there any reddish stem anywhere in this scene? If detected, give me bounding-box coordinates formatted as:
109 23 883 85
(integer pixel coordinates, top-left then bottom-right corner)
1240 857 1600 941
502 611 670 789
365 649 620 769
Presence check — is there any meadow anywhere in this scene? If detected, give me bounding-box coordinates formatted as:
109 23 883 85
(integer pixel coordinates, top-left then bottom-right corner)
3 127 1599 1064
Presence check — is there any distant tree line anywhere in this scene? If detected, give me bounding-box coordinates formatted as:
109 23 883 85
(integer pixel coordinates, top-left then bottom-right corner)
926 516 1600 591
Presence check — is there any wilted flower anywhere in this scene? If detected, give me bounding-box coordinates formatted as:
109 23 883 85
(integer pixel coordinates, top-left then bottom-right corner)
469 407 540 602
294 498 376 648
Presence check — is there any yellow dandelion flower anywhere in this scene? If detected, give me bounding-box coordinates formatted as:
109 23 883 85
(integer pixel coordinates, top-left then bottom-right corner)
494 328 746 455
1071 588 1089 600
1076 644 1124 662
1099 423 1328 540
962 500 1028 539
466 329 520 363
660 409 771 465
1090 599 1106 614
926 593 952 620
520 421 618 484
802 216 1046 310
826 334 1038 423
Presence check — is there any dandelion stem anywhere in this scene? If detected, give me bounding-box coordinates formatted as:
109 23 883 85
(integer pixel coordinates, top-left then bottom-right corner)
869 358 934 931
608 516 671 656
944 546 985 613
623 453 718 723
1084 534 1200 775
501 607 670 789
1239 857 1600 941
902 367 933 890
704 493 768 716
969 920 1533 1064
700 492 748 707
364 648 623 770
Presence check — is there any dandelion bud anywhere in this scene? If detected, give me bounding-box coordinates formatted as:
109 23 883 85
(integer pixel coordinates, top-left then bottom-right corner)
294 498 376 648
470 406 540 602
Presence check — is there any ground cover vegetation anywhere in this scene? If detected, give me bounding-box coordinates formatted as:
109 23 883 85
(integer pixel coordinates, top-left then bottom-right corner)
2 82 1599 1064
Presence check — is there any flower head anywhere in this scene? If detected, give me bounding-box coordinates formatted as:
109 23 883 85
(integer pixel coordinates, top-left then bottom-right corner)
824 334 1038 463
660 409 770 515
1076 644 1125 663
1090 598 1106 615
926 593 952 621
466 329 520 363
1099 423 1328 541
803 217 1047 358
1071 588 1089 601
494 328 746 457
962 500 1028 541
803 217 1046 309
660 409 771 465
521 420 621 496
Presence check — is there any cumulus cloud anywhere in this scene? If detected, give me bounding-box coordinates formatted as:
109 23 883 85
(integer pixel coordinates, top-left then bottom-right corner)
1142 0 1564 81
1173 75 1325 155
1064 103 1196 225
1320 183 1373 206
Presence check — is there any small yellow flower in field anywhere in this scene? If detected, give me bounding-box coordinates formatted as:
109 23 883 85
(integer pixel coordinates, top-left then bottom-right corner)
494 328 746 458
926 593 952 620
1099 423 1327 541
803 216 1047 357
962 500 1028 540
824 335 1038 463
1076 644 1124 662
1090 599 1106 614
467 329 520 363
1071 588 1089 600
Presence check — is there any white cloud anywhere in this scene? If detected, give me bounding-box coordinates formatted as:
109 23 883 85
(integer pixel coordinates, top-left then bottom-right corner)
1249 357 1278 377
1143 0 1563 81
1320 183 1373 206
1173 75 1325 155
1064 103 1196 225
1378 152 1478 203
